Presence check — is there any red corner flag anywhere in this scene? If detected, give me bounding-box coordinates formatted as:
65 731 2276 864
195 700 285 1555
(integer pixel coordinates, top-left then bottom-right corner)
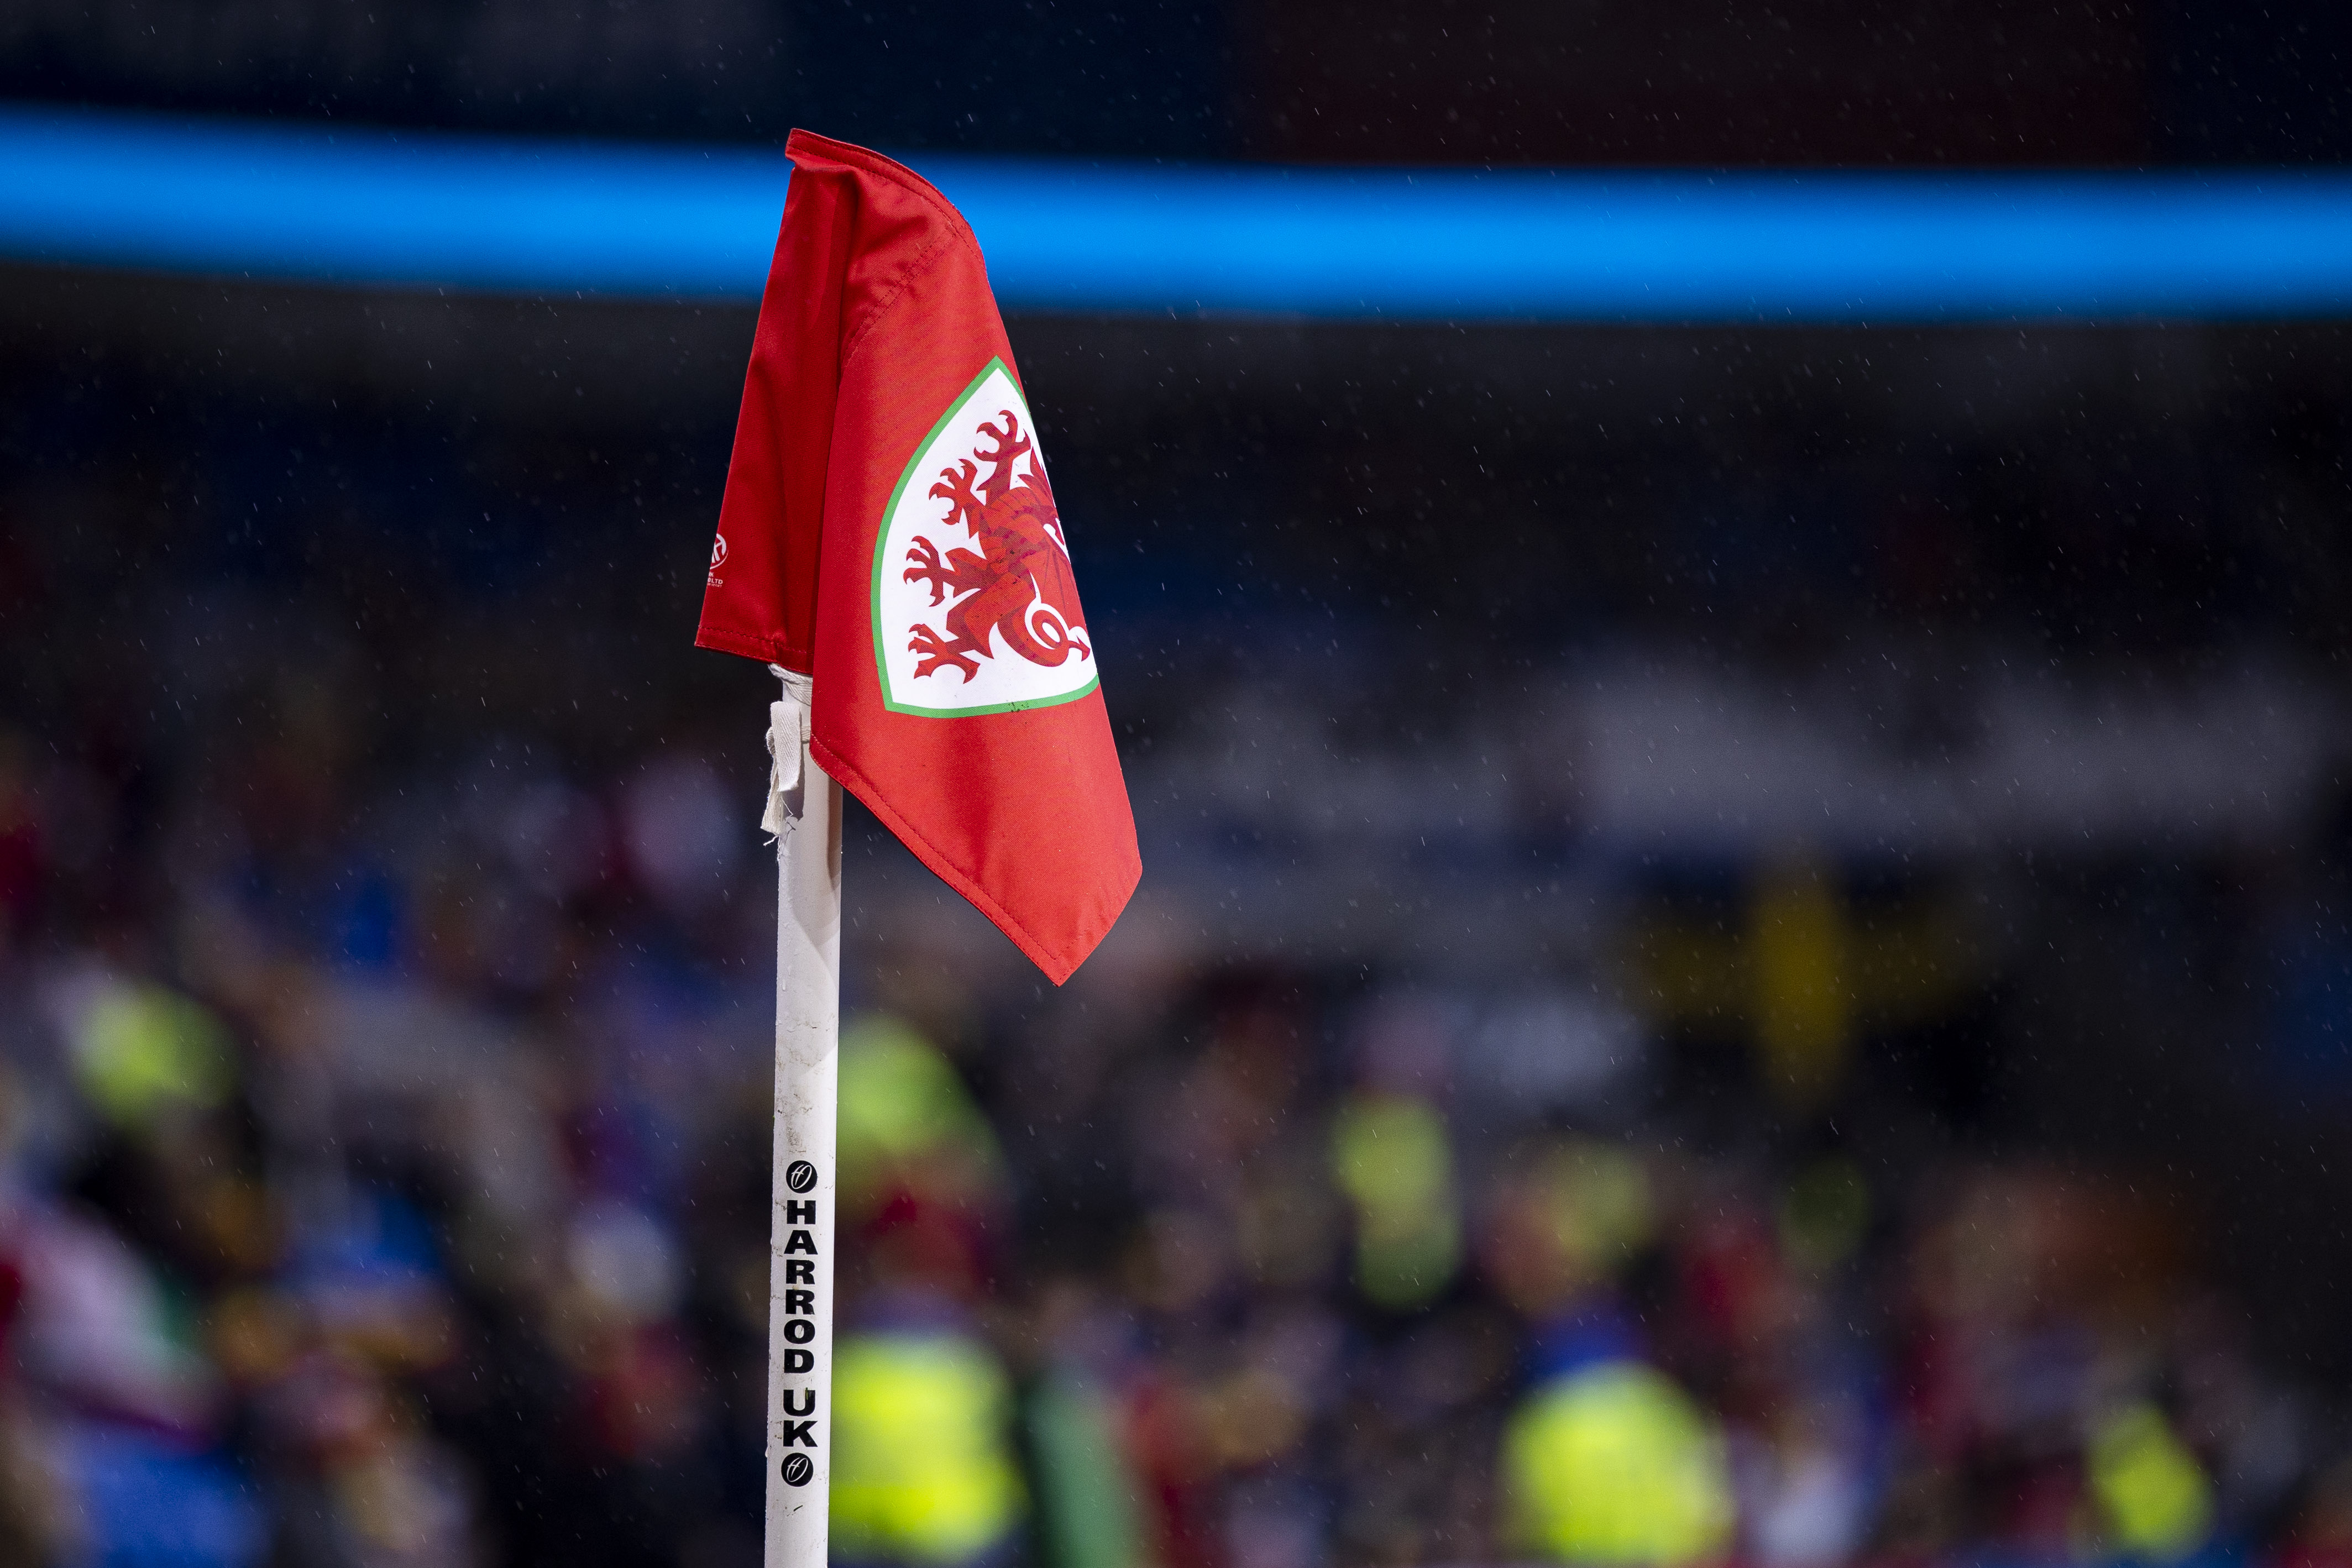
696 130 1140 983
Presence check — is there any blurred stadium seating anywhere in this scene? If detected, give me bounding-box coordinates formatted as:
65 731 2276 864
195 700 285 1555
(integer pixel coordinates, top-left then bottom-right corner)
6 4 2352 1567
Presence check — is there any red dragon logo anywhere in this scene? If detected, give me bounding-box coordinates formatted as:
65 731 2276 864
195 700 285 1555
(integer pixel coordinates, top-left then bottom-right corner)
902 410 1091 684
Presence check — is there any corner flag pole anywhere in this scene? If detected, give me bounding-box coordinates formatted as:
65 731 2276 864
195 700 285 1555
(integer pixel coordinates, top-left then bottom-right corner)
763 665 839 1567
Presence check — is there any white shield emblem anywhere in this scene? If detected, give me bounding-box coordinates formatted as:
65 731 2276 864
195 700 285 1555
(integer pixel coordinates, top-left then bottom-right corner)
871 359 1098 717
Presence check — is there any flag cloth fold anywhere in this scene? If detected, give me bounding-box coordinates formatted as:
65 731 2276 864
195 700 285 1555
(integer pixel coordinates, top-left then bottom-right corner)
697 129 1139 984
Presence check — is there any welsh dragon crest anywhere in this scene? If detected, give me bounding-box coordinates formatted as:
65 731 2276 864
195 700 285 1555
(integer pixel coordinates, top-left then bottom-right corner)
904 409 1091 681
872 361 1098 716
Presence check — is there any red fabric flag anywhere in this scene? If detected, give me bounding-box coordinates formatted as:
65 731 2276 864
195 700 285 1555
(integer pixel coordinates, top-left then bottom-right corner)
696 130 1140 984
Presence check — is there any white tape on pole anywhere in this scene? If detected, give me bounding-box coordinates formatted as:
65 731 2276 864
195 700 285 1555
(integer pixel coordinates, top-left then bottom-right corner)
765 668 839 1568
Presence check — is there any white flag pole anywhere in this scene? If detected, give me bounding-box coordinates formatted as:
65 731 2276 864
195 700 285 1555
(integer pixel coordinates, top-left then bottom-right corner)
762 665 840 1568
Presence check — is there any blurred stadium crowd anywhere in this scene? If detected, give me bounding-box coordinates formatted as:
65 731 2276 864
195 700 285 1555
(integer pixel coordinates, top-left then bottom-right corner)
3 314 2352 1568
13 0 2352 1556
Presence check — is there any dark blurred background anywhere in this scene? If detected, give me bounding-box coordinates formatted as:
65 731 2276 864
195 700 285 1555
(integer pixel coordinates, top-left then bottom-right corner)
7 0 2352 162
5 5 2352 1568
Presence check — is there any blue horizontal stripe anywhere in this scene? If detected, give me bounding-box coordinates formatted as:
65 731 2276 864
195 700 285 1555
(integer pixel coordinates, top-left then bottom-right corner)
5 104 2352 321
